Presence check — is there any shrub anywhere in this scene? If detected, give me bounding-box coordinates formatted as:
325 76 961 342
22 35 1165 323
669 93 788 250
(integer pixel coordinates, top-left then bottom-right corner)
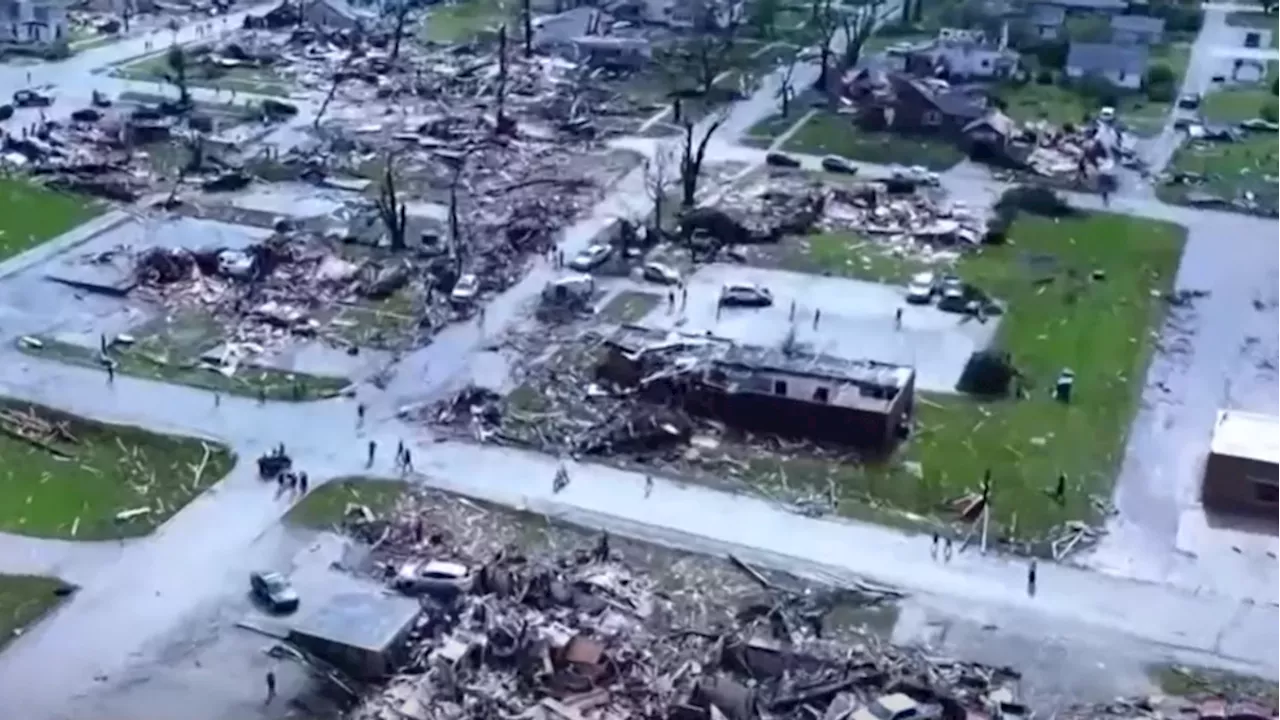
957 351 1017 397
1263 102 1279 123
995 185 1077 217
1031 40 1068 70
1035 69 1054 85
1146 81 1176 102
1145 64 1175 87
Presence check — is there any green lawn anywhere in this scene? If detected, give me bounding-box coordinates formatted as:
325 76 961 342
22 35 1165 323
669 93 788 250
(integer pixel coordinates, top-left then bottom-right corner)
0 400 234 539
1202 85 1278 122
0 180 99 262
1000 45 1191 136
1159 132 1279 207
1226 11 1279 46
20 311 350 402
0 575 71 650
285 478 407 530
779 213 1185 536
116 55 290 97
1152 663 1280 704
420 0 510 43
782 112 964 170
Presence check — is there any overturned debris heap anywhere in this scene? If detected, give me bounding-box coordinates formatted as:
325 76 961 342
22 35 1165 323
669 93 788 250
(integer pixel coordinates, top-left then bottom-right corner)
344 492 1024 720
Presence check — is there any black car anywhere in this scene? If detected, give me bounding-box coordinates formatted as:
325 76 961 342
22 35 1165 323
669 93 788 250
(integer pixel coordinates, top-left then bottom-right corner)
250 571 299 613
765 152 802 168
821 155 858 174
13 89 52 108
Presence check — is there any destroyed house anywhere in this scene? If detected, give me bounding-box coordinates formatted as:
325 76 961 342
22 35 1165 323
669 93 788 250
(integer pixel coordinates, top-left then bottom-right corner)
602 326 916 450
286 591 422 679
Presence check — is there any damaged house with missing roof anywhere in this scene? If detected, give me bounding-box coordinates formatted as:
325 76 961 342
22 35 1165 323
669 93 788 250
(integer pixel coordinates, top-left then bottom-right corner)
600 325 917 451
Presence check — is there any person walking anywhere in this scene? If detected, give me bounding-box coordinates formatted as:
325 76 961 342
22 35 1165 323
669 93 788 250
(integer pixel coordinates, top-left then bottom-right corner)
357 403 366 426
943 536 953 562
257 387 266 405
644 474 654 498
403 449 413 473
1027 560 1038 596
214 392 221 408
813 308 821 330
895 307 903 330
298 472 308 494
930 531 939 558
265 670 276 704
105 360 115 384
367 440 377 468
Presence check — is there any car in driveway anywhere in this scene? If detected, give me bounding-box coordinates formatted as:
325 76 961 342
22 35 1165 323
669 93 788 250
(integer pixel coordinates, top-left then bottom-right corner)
249 571 299 613
641 262 681 285
450 273 480 303
1177 92 1202 111
905 271 936 304
394 559 474 599
569 244 613 272
719 282 773 307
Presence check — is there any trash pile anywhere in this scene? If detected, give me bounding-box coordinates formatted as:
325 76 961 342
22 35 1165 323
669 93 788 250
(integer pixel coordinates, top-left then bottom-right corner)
335 490 1037 720
713 172 986 264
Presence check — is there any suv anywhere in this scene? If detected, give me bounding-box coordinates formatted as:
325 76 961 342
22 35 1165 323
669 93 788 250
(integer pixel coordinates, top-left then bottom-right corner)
394 560 473 599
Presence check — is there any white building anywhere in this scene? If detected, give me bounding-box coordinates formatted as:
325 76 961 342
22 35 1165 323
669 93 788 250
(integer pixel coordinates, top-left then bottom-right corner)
0 0 68 44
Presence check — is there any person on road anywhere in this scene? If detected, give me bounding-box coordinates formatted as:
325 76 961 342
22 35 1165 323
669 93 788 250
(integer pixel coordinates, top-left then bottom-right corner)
214 392 221 408
930 531 939 558
478 306 486 328
552 465 570 493
895 307 903 330
357 403 366 425
943 536 953 562
257 387 266 405
367 440 377 468
265 670 276 704
644 474 654 498
813 308 821 330
299 472 309 494
403 449 413 473
1027 560 1038 596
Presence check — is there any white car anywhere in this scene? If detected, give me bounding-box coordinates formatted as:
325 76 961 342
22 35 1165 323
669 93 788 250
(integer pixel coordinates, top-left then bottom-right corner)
450 273 480 303
719 282 773 307
641 262 681 285
905 271 936 304
569 244 613 271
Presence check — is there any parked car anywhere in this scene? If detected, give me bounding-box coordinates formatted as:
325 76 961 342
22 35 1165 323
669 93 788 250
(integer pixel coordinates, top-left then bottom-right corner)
394 559 474 599
1177 92 1202 110
937 285 969 313
765 152 801 168
450 273 480 303
719 282 773 307
569 244 613 271
641 262 680 285
905 271 936 304
249 571 299 613
0 104 13 122
13 89 52 108
821 155 858 174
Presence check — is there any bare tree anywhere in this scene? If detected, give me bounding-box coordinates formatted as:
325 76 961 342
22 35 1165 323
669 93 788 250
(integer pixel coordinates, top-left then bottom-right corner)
678 112 727 209
521 0 533 57
315 49 357 129
841 2 880 69
495 24 511 133
776 53 800 118
376 153 409 251
808 0 839 96
165 44 191 108
643 142 678 234
389 0 414 61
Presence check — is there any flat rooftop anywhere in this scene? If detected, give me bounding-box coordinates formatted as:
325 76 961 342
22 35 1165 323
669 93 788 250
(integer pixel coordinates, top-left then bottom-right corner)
288 590 421 653
1210 410 1280 466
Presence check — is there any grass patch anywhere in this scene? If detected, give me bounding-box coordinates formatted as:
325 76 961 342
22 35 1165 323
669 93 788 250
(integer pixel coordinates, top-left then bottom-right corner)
0 180 100 261
0 399 234 539
420 0 510 43
1202 85 1278 123
285 478 408 530
999 49 1189 137
789 231 933 282
1218 11 1280 47
746 111 806 145
20 311 350 402
1158 132 1279 207
598 291 662 323
1152 663 1279 704
782 112 963 170
791 213 1184 535
0 575 72 649
116 55 290 97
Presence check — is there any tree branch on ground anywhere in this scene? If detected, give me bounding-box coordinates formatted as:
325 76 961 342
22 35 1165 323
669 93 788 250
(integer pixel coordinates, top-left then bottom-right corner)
376 152 409 251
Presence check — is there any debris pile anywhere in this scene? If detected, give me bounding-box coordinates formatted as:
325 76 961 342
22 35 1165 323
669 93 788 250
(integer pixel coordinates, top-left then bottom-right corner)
339 490 1032 720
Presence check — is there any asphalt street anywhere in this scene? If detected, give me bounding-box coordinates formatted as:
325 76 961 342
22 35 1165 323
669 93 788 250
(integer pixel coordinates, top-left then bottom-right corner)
0 5 1276 718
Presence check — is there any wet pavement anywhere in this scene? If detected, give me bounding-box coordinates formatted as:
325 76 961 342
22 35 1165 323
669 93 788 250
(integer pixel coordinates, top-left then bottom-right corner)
0 6 1277 718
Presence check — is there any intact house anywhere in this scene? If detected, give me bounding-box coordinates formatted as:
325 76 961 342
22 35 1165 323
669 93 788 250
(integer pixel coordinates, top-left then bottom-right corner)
600 325 917 452
1109 13 1164 45
1030 0 1128 16
878 29 1020 81
1028 4 1066 39
0 0 67 44
1064 41 1147 90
